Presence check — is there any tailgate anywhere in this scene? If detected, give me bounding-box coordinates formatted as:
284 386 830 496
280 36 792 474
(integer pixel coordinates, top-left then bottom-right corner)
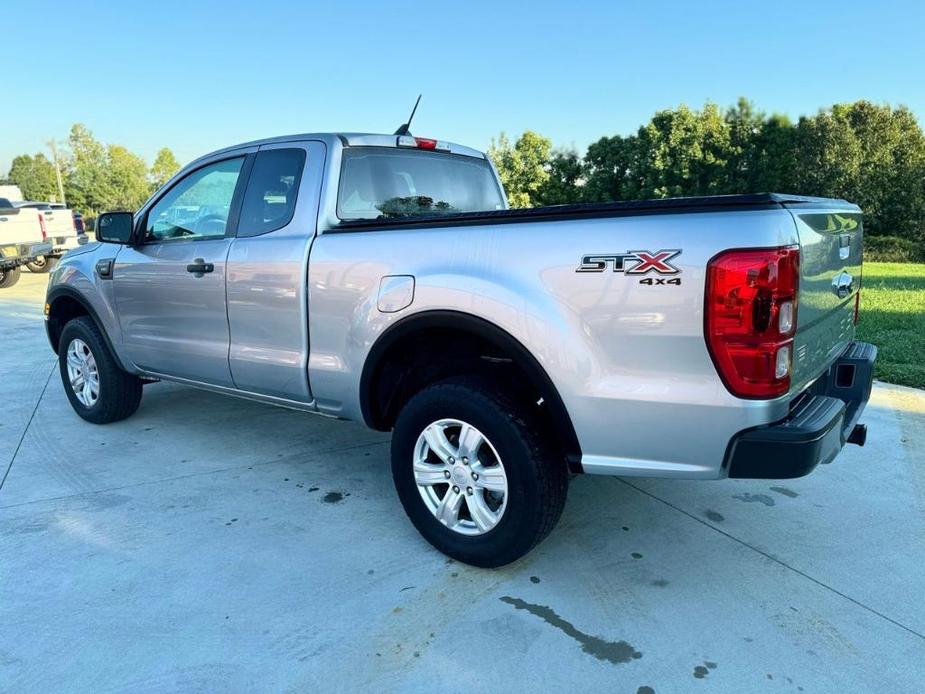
42 208 77 239
786 204 863 394
0 208 45 245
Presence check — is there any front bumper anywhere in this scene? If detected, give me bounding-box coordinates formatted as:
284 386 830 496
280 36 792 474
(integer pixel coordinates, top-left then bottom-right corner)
725 341 877 479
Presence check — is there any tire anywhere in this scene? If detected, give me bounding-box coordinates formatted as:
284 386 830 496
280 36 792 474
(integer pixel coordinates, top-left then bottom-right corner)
0 266 21 288
391 377 569 568
26 256 58 273
58 316 143 424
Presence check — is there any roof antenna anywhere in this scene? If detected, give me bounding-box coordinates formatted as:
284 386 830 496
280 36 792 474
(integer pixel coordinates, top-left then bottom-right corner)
394 94 422 136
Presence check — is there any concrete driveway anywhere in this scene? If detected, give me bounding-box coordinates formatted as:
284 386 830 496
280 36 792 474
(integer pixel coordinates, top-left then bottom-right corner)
2 272 923 693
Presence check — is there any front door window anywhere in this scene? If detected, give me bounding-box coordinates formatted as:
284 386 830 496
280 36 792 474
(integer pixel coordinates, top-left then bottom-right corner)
144 157 244 242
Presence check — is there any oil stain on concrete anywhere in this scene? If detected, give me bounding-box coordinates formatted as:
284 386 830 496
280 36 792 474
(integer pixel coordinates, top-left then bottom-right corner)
770 486 799 498
704 509 725 522
732 492 775 507
499 596 642 665
693 660 718 678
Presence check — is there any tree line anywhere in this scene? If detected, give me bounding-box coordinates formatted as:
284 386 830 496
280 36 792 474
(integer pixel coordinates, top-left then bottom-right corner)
1 124 181 215
5 102 923 249
489 99 925 245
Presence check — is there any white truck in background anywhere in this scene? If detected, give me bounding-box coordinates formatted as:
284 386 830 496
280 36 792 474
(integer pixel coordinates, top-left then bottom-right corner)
0 185 25 200
14 201 84 272
0 197 53 288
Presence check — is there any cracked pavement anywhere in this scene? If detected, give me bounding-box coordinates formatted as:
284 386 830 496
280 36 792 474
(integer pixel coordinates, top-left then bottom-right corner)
1 273 923 693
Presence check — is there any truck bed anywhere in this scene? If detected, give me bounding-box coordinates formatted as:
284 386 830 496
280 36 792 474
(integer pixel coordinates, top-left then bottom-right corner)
333 193 859 231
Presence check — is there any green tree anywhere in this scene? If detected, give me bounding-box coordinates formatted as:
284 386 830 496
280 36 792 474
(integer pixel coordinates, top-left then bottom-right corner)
106 145 150 210
634 103 731 198
724 98 767 193
488 131 552 208
582 134 640 202
792 108 862 199
150 147 181 190
746 113 798 194
64 123 112 214
792 101 925 237
6 154 58 201
536 149 584 206
877 106 925 240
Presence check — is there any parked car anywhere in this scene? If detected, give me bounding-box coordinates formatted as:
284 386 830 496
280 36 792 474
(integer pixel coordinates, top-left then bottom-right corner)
0 197 53 288
15 201 83 272
44 132 875 566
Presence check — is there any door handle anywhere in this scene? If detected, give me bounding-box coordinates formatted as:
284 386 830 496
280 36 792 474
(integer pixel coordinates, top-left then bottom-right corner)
186 258 214 276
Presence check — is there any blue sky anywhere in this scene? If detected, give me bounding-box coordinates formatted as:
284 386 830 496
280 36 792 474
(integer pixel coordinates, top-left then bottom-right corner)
4 0 924 173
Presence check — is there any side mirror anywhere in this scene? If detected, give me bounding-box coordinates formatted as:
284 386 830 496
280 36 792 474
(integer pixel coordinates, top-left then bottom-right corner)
96 211 134 244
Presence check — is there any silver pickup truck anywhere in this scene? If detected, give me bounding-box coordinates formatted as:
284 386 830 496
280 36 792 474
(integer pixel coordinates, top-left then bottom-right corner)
44 132 876 566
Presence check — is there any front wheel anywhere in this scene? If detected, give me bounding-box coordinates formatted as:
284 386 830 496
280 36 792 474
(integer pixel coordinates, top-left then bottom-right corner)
26 256 58 273
0 266 21 288
391 378 569 567
59 316 143 424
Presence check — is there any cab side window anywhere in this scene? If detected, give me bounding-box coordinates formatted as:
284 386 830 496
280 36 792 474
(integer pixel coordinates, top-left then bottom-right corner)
145 157 245 242
238 149 306 237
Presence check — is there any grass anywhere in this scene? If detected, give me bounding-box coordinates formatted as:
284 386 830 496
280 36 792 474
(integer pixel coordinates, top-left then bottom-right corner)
855 262 925 389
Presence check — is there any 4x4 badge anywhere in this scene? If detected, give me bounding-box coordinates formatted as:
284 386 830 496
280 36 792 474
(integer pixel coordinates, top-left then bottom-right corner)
576 249 681 275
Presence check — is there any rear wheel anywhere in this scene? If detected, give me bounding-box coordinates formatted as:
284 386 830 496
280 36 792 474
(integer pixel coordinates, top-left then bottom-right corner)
59 316 143 424
391 378 568 567
26 256 58 273
0 266 21 288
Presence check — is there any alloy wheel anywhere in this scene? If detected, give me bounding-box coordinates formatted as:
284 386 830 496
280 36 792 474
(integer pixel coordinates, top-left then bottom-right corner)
412 418 508 536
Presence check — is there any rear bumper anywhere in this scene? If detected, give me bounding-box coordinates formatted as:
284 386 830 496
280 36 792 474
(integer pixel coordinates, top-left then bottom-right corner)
50 235 83 253
0 241 54 266
725 341 877 479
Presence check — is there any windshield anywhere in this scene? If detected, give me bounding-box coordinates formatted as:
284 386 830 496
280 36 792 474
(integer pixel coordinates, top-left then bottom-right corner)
337 147 504 221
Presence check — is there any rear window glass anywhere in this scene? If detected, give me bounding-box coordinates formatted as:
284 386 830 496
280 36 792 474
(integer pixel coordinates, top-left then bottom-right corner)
239 148 306 237
337 147 504 221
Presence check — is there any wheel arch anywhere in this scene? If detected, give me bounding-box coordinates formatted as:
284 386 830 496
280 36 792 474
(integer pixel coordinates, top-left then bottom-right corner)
359 310 582 471
46 286 128 371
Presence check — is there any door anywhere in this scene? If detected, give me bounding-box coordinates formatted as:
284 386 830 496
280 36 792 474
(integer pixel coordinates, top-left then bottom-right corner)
226 141 325 402
113 155 249 386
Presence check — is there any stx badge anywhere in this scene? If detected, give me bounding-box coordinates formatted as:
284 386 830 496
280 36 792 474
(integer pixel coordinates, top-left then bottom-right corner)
576 250 682 275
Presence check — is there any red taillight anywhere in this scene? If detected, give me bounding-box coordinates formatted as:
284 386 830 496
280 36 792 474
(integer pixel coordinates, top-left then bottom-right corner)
397 135 445 151
38 213 47 240
705 246 800 398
